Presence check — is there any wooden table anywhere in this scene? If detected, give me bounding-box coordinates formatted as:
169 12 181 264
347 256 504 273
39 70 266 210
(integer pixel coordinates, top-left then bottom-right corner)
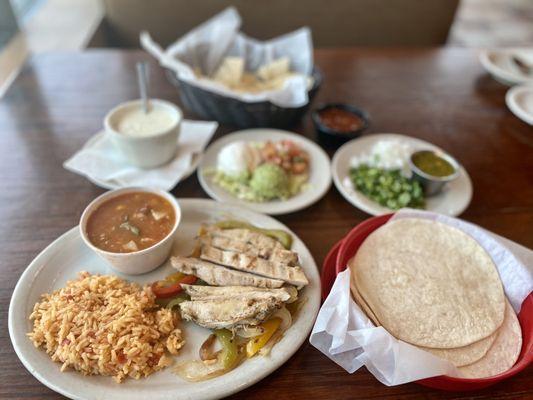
0 48 531 399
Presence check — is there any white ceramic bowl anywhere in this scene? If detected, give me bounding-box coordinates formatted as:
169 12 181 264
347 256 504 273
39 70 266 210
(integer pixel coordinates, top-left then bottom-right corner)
79 187 181 275
105 99 182 168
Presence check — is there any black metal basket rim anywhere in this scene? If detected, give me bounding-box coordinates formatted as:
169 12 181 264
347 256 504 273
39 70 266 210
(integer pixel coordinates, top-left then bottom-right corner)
165 67 323 108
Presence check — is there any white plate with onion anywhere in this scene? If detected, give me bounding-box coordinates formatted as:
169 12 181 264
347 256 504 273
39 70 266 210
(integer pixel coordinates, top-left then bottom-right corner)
332 133 473 217
197 129 332 215
9 198 320 400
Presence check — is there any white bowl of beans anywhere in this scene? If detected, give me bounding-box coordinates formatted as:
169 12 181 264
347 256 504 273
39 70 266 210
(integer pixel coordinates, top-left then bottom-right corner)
80 187 181 275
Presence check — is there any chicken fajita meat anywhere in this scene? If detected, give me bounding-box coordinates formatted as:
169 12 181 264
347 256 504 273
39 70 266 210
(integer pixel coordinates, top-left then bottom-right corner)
171 256 285 288
200 245 308 288
200 234 299 265
179 296 285 330
181 284 298 303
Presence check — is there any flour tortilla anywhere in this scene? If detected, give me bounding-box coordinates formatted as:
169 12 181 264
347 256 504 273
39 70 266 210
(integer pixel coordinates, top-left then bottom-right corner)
350 280 380 326
459 300 522 378
422 333 497 367
350 272 497 366
351 218 505 348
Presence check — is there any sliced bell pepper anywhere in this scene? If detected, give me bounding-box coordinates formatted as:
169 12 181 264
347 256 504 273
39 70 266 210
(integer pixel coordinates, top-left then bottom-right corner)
214 329 239 369
166 294 189 310
246 318 282 357
214 220 293 249
151 274 197 298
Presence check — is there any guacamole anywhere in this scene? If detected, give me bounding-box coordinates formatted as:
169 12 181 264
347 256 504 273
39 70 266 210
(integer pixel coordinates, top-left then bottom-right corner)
249 164 290 200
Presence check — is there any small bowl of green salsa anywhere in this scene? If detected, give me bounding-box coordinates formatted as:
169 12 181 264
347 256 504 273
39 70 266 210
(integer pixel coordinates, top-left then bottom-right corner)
409 150 459 196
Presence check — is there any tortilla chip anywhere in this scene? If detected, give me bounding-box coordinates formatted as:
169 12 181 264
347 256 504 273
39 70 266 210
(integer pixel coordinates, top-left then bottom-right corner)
257 57 290 81
213 57 244 86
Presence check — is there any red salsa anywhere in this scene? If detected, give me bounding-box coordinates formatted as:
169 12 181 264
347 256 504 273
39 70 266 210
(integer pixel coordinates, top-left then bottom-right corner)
318 107 364 133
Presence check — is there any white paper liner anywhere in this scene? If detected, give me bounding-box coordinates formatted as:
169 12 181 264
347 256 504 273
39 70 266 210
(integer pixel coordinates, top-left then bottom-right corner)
310 209 533 385
140 7 313 108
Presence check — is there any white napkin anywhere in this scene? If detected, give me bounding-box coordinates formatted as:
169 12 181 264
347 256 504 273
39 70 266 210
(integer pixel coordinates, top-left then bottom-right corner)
64 120 218 190
310 209 533 385
140 7 314 108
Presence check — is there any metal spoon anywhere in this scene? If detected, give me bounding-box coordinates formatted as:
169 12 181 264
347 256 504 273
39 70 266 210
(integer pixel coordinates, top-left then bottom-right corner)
136 61 150 113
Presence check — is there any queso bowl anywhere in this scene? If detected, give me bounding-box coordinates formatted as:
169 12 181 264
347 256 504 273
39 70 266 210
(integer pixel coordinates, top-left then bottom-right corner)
80 187 181 275
105 99 182 168
327 214 533 391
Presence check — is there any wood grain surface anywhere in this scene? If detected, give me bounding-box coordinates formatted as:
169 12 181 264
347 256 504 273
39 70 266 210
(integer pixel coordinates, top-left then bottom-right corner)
0 48 531 399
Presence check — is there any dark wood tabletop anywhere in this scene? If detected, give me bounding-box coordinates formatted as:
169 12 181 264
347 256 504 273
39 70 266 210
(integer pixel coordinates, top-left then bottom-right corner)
0 48 532 400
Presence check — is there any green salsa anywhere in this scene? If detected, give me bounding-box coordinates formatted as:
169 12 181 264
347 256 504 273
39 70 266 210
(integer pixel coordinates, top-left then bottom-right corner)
412 151 455 177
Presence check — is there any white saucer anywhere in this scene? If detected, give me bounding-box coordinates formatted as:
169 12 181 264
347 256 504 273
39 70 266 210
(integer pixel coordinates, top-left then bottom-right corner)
198 129 332 215
331 133 473 217
81 131 201 190
479 49 533 86
506 85 533 125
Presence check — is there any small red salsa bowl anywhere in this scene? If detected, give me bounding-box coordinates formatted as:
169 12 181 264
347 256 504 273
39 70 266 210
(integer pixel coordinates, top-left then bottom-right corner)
312 103 369 147
323 214 533 391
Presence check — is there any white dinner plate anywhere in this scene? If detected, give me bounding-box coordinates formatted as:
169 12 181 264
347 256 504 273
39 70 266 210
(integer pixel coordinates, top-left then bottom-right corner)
81 132 202 190
197 129 332 215
506 85 533 125
331 133 473 217
479 49 533 86
8 199 320 400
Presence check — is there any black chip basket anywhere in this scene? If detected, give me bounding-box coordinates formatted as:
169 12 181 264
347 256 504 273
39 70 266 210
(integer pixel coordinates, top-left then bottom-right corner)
166 68 322 129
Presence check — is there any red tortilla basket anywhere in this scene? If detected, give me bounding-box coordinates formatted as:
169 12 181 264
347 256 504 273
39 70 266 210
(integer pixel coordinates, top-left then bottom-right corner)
321 214 533 391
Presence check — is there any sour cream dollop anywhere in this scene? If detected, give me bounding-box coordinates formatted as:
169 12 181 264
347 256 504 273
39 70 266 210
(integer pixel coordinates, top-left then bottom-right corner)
217 141 260 177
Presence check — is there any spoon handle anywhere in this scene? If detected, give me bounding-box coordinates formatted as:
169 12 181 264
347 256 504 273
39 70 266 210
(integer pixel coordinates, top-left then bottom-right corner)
136 61 150 113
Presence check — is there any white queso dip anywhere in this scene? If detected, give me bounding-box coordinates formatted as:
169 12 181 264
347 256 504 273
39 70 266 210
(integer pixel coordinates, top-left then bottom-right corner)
117 103 177 137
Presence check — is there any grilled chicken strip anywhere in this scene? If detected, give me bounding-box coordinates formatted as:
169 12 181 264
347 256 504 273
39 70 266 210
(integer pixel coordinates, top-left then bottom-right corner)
179 297 283 329
200 234 299 266
206 227 284 251
200 245 309 288
171 256 284 288
181 284 298 303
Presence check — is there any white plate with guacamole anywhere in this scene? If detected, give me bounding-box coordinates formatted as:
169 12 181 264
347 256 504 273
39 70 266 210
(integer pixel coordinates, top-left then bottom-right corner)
198 129 332 215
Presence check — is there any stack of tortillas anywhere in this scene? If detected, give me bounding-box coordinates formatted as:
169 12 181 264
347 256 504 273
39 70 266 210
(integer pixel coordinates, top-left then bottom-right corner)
349 218 523 379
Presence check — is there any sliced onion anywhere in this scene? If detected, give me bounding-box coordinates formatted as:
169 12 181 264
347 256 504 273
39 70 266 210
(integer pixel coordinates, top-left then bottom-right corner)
285 286 299 303
272 306 292 331
173 359 227 382
199 334 219 361
235 325 265 338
